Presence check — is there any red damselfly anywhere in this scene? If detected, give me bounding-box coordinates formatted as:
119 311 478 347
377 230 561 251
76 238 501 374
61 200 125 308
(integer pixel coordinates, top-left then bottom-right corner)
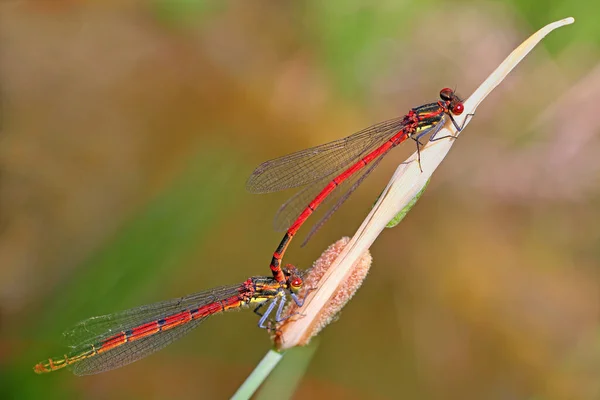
34 267 304 375
247 88 465 284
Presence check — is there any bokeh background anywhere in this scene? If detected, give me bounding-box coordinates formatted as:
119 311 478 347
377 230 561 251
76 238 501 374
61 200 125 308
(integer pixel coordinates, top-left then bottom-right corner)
1 1 599 399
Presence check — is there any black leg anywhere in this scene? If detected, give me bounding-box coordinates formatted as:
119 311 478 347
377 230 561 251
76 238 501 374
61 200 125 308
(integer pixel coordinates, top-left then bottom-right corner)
450 112 475 132
430 112 476 142
253 302 266 317
415 138 423 172
430 133 458 142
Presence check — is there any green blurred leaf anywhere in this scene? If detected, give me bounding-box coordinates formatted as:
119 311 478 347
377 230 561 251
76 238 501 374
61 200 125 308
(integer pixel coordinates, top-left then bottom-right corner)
386 178 430 228
305 0 424 96
510 1 591 51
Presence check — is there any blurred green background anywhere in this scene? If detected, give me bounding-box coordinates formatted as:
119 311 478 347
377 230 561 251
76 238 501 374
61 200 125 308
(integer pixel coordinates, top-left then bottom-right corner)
1 1 599 399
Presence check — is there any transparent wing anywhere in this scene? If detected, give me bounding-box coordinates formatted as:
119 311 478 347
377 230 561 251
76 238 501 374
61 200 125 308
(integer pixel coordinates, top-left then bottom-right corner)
246 117 408 193
63 284 242 349
57 284 246 374
273 173 337 232
285 121 446 243
301 148 392 246
70 317 205 376
272 161 376 233
58 285 248 375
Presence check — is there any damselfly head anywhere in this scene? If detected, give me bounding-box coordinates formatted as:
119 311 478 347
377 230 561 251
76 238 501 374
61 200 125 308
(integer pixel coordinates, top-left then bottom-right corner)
283 264 303 293
439 88 464 116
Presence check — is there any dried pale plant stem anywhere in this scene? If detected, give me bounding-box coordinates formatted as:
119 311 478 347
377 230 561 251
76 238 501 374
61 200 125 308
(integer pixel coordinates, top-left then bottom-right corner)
276 17 575 349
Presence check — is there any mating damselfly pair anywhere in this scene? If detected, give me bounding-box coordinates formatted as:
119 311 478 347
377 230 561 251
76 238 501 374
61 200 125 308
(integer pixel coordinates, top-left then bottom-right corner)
35 88 465 375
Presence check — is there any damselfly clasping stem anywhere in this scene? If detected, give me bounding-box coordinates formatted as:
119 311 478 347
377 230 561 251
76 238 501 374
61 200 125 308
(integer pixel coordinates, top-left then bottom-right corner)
274 17 575 349
274 237 372 350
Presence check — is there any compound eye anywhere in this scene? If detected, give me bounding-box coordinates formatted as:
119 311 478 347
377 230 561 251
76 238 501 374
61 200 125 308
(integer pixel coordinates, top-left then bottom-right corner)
439 87 453 101
452 102 464 115
289 277 303 293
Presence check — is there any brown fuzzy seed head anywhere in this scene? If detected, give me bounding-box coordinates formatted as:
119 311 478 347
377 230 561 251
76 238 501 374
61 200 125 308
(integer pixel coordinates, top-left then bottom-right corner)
274 237 372 349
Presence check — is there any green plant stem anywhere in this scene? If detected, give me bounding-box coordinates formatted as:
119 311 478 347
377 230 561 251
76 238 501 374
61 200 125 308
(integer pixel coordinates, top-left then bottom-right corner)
231 349 284 400
256 342 319 400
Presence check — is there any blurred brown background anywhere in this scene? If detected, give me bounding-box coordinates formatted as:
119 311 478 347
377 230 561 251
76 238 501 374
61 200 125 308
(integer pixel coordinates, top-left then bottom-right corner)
1 1 599 399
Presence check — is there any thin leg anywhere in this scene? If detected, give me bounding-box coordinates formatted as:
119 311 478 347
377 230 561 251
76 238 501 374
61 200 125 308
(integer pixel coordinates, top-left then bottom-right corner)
257 298 279 329
430 112 476 141
271 287 319 324
270 294 298 335
429 114 475 142
416 117 445 141
450 112 475 132
274 293 288 322
282 287 319 321
413 138 423 172
275 311 300 324
430 133 458 142
253 302 266 317
291 286 317 307
291 293 303 307
273 291 304 323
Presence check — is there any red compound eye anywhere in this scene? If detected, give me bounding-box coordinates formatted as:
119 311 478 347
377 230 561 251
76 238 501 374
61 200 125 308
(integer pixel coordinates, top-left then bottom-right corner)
439 87 453 101
292 278 302 287
452 102 464 115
